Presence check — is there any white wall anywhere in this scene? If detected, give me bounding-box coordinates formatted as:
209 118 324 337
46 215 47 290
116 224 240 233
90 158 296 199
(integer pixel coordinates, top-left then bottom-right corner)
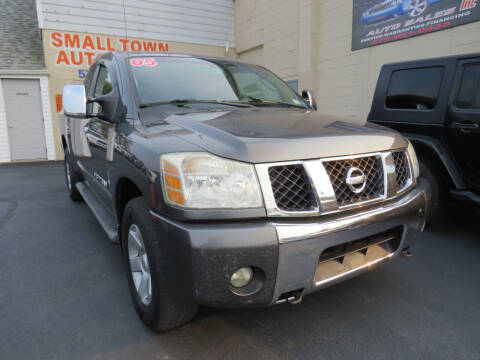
235 0 300 82
37 0 235 47
0 74 56 163
0 80 10 163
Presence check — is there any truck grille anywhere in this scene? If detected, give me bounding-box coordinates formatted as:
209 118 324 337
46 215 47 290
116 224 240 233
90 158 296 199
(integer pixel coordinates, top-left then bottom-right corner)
268 165 317 211
262 151 413 216
323 156 384 207
392 151 411 192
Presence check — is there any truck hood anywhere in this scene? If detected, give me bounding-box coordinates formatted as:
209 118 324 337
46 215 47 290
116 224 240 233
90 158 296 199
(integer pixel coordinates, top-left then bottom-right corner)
139 107 406 163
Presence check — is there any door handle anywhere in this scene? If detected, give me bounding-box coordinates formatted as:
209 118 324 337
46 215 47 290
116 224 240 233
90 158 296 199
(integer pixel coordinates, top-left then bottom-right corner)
454 122 479 133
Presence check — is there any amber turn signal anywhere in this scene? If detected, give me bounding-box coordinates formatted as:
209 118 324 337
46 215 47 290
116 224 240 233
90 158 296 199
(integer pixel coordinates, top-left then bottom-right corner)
162 159 184 205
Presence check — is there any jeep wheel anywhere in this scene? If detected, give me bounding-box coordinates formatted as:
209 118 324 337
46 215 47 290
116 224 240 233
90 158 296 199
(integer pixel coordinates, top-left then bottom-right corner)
419 160 442 223
408 0 428 17
122 198 198 332
64 154 83 201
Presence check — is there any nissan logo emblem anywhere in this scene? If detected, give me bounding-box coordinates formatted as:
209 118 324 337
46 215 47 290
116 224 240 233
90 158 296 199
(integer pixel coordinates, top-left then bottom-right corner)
345 167 367 194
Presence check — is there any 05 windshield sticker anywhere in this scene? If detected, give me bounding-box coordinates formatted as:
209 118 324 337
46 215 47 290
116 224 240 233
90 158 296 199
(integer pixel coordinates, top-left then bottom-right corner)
130 58 157 67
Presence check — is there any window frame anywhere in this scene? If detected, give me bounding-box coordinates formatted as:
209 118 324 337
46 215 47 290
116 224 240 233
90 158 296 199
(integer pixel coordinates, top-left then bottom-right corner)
454 63 480 111
84 63 98 98
384 65 445 112
93 65 114 97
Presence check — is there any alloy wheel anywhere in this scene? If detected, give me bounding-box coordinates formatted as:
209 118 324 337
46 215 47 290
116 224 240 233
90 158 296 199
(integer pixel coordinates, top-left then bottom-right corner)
128 224 152 306
408 0 427 17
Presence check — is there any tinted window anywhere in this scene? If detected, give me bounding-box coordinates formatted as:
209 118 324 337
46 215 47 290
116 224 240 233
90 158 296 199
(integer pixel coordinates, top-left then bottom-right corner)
232 71 281 101
89 66 113 114
129 57 306 107
94 66 113 96
456 64 480 110
386 67 444 110
84 64 97 96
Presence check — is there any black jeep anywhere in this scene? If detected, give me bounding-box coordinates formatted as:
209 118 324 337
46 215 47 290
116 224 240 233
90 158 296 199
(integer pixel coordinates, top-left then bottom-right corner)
368 53 480 217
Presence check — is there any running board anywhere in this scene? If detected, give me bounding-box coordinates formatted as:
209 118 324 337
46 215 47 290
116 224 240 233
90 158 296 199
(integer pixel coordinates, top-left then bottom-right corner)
76 182 119 243
450 190 480 205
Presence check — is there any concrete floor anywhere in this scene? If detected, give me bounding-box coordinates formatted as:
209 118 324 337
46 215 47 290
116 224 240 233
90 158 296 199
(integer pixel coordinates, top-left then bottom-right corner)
0 161 479 360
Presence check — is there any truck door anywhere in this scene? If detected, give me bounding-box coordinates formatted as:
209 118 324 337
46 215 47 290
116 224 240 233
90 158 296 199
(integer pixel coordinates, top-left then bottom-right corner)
445 59 480 193
83 63 116 206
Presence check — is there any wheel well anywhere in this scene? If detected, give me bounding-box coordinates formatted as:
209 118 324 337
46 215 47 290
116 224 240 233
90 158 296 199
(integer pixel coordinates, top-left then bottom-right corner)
411 140 453 190
115 178 143 249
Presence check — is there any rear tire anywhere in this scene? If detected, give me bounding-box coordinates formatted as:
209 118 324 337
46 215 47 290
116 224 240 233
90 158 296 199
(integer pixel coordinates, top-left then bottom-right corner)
64 152 83 202
122 197 197 332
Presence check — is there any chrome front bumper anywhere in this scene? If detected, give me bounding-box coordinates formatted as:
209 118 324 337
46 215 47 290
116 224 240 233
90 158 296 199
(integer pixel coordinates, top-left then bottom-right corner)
271 179 430 303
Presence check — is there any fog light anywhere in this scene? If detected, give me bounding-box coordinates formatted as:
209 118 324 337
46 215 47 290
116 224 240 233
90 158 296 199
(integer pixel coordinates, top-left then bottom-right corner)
230 267 254 288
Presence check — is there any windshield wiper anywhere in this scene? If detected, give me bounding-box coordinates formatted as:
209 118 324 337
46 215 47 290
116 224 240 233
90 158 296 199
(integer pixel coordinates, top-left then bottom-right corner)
234 96 308 109
139 99 251 108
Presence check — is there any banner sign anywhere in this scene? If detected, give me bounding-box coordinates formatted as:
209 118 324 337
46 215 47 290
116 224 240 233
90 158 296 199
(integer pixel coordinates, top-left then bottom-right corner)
352 0 480 50
49 32 169 67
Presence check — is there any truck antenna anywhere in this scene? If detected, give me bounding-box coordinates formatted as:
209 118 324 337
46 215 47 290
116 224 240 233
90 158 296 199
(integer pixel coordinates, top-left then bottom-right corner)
122 0 128 41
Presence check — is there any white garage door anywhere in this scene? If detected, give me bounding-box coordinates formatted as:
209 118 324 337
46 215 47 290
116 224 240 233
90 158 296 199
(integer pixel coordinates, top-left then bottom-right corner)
3 79 47 161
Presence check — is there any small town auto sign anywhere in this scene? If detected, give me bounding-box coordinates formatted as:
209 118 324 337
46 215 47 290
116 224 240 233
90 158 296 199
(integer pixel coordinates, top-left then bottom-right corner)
50 31 168 68
351 0 480 50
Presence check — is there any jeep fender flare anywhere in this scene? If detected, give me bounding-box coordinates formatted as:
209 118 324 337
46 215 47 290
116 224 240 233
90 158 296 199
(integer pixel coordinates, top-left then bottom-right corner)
405 133 466 190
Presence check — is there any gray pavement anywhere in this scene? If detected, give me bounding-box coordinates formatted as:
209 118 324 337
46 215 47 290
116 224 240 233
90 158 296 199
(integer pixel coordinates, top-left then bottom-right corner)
0 161 479 360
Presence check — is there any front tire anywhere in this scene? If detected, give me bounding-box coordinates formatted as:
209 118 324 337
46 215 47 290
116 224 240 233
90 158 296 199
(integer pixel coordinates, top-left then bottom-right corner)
64 153 82 202
122 198 198 332
419 160 442 223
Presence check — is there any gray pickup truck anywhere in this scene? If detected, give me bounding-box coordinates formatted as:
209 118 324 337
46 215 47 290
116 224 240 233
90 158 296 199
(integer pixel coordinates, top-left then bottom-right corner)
60 52 429 332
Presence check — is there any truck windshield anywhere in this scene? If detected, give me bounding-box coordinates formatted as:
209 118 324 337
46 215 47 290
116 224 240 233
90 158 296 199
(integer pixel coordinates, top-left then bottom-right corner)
128 56 307 108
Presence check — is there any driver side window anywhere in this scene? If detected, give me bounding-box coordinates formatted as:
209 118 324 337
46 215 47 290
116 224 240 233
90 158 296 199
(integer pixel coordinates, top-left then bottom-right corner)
94 66 113 97
84 64 97 97
91 65 113 113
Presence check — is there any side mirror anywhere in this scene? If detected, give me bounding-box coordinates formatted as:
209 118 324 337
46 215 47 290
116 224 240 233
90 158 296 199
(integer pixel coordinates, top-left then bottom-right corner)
90 85 125 123
63 85 86 118
302 90 317 111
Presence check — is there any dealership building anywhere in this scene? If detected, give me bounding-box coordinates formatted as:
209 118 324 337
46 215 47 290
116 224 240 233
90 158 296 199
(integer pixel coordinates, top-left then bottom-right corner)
0 0 479 163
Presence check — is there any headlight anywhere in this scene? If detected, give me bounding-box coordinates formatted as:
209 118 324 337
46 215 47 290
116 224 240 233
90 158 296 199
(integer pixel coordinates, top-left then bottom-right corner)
160 152 263 209
407 140 420 180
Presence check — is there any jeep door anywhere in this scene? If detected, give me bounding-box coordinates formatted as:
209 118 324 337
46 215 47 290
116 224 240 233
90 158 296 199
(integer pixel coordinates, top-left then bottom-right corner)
445 58 480 193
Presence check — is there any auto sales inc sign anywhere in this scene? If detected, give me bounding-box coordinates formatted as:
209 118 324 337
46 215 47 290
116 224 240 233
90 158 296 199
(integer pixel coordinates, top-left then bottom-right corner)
352 0 480 50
